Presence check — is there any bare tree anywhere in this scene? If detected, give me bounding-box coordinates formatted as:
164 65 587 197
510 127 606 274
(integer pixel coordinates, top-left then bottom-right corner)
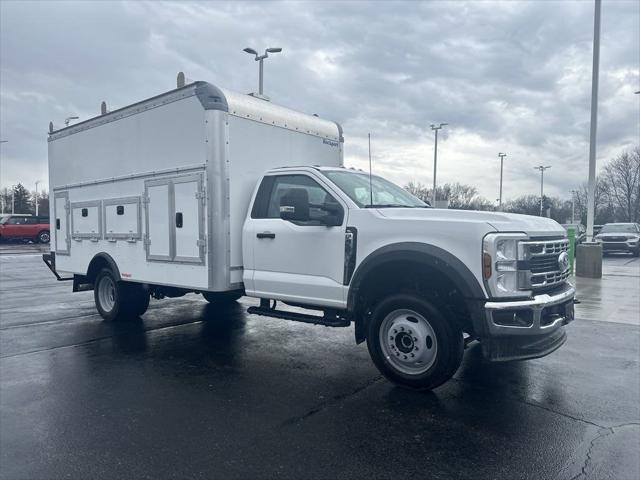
601 148 640 222
404 181 493 210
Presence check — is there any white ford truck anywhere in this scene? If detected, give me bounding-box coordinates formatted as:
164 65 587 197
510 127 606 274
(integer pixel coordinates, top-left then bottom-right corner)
44 79 575 390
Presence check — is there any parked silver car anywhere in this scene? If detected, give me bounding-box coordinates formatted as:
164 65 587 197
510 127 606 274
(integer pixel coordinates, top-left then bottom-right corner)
594 223 640 256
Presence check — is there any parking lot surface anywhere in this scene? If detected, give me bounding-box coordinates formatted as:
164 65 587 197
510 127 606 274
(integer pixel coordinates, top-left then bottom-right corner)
1 246 639 479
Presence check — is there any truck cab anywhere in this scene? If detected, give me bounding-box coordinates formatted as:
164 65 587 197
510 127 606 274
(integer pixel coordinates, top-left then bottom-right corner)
243 166 575 389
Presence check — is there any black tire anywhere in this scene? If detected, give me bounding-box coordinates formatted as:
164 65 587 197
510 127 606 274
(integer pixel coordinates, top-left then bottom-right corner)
94 268 129 321
366 294 464 391
125 283 150 317
36 230 50 244
202 291 242 304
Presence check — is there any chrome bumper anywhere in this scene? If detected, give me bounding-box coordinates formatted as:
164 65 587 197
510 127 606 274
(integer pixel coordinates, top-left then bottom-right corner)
484 285 576 337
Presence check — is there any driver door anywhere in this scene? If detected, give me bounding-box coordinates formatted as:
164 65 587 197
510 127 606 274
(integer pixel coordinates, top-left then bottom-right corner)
245 173 348 309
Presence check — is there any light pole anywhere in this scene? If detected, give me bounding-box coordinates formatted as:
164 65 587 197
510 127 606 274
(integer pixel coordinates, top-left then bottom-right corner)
586 0 601 242
35 180 41 216
64 116 79 127
430 123 448 206
498 153 507 210
243 47 282 96
534 165 551 216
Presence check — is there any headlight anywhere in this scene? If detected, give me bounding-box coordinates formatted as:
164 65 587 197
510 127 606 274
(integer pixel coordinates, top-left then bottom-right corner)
483 233 529 298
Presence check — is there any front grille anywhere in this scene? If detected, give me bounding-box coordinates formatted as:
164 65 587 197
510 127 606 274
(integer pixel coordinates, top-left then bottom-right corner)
519 239 570 289
601 236 627 242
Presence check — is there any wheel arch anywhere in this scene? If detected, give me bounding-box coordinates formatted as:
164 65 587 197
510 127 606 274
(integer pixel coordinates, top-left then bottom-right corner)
347 242 487 343
86 252 121 284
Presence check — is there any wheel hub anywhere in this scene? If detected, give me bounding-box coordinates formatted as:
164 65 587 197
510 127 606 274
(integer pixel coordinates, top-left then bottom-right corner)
380 309 438 375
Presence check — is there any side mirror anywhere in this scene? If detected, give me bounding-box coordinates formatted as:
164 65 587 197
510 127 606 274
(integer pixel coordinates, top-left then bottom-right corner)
279 188 310 222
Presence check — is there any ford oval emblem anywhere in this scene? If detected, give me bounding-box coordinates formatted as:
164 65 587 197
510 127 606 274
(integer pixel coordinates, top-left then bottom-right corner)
558 252 569 271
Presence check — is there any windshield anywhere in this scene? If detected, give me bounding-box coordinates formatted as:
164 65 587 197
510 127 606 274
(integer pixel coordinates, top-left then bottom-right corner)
0 216 8 224
322 170 427 208
599 224 638 234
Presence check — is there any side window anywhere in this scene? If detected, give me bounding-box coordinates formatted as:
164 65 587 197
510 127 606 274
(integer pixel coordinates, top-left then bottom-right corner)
25 217 39 224
7 217 23 225
265 175 343 224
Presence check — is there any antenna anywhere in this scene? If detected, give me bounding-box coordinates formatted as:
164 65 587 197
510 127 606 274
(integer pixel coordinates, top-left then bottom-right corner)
368 133 373 207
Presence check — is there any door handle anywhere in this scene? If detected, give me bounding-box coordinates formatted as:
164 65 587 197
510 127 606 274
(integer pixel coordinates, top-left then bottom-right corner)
256 232 276 239
175 212 183 228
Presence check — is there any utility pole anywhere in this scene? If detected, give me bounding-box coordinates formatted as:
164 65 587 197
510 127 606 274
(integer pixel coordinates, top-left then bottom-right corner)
430 123 448 206
498 153 507 210
571 189 577 223
586 0 601 242
11 188 15 214
534 166 551 216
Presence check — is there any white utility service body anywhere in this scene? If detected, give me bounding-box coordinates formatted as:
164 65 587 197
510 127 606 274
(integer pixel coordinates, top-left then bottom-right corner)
47 82 342 293
45 80 576 391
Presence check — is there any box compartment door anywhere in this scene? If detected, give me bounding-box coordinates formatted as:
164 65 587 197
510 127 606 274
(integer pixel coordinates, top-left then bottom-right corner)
173 175 205 263
54 191 70 255
144 173 204 264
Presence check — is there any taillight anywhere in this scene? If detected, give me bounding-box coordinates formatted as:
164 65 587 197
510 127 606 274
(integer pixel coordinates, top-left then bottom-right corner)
483 253 492 279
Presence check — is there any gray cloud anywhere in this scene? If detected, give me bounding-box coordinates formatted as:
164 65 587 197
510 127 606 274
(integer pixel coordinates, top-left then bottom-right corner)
1 0 638 203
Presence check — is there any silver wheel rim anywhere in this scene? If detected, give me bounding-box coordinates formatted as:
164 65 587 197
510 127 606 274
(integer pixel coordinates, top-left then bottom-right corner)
379 308 438 375
40 232 50 243
97 275 116 313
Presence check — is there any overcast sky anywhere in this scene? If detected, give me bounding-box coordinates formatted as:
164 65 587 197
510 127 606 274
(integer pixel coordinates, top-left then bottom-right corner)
1 0 638 202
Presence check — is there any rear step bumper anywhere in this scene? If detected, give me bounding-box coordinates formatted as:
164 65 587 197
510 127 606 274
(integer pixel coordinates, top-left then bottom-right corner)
42 252 72 281
247 302 350 327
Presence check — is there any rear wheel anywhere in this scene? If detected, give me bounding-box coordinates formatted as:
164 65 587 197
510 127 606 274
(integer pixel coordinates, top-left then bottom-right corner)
95 268 125 321
126 283 150 317
36 230 50 244
202 291 242 304
94 268 149 320
366 294 464 391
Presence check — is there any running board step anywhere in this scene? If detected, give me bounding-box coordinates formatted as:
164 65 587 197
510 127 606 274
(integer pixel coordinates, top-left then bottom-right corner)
247 306 350 327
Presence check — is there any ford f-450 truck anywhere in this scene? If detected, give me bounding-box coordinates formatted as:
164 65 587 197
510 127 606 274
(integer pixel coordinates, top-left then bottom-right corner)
44 79 575 390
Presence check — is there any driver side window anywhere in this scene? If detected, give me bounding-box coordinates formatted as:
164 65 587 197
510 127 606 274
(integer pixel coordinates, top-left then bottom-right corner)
264 175 342 224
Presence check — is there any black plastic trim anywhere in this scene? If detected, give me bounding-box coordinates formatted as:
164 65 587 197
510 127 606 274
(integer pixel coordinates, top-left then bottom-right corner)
343 227 358 285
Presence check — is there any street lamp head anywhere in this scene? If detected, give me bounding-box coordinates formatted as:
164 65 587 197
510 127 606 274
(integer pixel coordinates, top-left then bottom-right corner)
243 47 258 56
266 47 282 53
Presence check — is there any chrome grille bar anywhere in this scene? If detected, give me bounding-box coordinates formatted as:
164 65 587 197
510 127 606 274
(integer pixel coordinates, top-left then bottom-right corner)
518 239 570 289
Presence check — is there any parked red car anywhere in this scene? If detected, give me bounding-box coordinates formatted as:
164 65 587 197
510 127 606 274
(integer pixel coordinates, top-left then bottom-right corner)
0 215 50 243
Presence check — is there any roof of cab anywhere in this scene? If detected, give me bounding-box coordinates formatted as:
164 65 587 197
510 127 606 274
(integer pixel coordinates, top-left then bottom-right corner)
48 81 343 143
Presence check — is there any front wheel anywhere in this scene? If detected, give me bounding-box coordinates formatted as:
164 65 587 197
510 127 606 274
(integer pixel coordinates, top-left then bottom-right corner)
366 294 463 391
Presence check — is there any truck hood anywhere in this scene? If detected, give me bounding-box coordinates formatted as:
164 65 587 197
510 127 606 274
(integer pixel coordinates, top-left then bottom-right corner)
376 208 566 238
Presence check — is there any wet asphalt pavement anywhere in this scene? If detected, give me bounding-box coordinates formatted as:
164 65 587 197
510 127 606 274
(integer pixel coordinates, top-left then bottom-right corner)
0 246 638 479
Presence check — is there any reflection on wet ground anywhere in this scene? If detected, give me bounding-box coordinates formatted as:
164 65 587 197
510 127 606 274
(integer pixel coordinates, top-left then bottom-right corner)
0 253 638 479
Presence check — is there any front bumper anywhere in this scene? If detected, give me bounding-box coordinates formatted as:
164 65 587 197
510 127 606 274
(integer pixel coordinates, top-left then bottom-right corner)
481 285 576 362
600 241 638 253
